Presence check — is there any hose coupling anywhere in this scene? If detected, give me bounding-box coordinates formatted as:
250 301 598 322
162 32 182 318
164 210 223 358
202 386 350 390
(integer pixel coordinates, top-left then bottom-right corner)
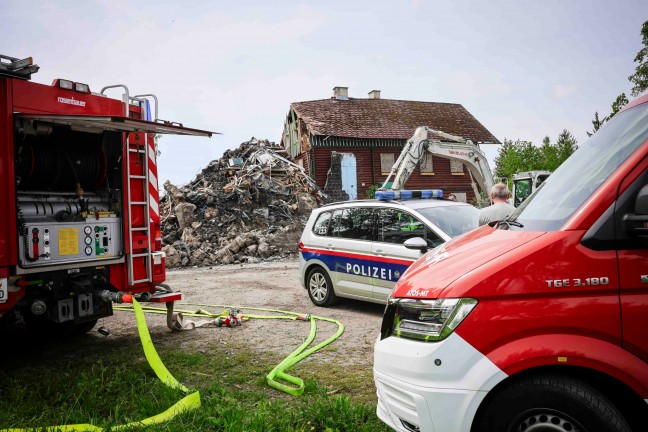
100 290 133 304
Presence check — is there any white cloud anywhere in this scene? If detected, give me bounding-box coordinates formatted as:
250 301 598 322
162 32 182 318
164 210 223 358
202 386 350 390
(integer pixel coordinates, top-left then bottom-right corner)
552 84 577 99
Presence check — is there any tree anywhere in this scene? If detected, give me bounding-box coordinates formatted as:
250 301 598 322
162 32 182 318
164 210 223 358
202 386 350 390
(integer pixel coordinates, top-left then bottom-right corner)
587 111 606 137
587 94 628 136
629 20 648 97
540 136 558 169
494 139 530 180
494 131 578 180
554 129 578 169
610 93 629 118
517 140 544 171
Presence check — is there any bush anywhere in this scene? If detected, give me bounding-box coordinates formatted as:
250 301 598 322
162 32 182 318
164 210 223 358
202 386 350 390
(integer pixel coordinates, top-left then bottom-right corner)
365 184 381 199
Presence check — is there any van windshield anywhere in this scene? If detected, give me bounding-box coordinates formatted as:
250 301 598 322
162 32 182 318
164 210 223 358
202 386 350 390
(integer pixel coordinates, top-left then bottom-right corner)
512 102 648 231
415 205 480 237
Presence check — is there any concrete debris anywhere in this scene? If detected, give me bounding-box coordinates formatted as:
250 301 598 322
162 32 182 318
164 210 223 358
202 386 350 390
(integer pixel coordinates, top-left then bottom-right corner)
160 137 325 268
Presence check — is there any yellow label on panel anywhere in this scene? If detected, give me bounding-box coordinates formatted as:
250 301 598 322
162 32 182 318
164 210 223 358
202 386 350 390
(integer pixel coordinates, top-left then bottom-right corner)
58 228 79 256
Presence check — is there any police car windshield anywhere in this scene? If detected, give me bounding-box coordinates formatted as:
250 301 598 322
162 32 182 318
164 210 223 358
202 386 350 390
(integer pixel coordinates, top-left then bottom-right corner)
408 203 480 237
511 102 648 231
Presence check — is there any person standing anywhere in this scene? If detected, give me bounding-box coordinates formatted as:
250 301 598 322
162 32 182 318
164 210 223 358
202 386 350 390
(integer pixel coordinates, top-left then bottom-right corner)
478 183 516 226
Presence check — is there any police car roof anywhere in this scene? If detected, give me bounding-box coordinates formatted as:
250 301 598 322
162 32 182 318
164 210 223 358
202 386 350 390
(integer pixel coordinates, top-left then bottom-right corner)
321 198 470 209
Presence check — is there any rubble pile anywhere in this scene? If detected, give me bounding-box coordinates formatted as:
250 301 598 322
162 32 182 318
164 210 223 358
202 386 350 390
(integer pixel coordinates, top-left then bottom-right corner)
160 138 324 268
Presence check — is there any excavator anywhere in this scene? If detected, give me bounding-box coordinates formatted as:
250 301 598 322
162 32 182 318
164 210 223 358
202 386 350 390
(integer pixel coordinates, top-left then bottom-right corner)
381 126 550 208
381 126 495 207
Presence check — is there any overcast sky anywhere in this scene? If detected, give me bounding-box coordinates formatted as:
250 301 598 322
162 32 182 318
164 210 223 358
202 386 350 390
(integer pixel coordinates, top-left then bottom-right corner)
3 0 647 188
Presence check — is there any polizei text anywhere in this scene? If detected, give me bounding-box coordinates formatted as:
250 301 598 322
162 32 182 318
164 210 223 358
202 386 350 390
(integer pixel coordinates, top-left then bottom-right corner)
346 263 394 281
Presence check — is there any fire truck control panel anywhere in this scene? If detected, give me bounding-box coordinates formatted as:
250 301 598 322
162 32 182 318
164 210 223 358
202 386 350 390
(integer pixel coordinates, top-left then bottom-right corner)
18 219 122 267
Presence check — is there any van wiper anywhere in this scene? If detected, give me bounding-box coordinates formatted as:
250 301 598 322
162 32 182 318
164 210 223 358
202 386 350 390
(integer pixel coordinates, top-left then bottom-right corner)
488 217 524 229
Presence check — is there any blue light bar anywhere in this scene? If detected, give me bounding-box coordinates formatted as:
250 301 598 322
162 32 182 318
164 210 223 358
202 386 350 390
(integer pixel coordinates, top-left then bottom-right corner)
375 190 396 200
376 189 443 201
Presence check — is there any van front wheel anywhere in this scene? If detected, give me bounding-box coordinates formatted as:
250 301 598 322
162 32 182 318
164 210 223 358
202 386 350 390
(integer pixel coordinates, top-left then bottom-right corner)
474 374 630 432
307 267 337 307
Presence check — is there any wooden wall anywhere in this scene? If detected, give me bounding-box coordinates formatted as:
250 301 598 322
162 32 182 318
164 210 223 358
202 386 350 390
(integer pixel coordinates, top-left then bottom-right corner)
301 147 477 201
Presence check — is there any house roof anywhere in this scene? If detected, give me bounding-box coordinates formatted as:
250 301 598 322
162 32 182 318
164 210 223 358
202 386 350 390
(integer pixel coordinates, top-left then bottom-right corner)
291 98 500 144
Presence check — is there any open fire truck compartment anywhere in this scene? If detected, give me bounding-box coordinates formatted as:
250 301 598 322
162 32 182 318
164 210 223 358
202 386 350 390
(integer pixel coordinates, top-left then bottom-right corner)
0 54 213 333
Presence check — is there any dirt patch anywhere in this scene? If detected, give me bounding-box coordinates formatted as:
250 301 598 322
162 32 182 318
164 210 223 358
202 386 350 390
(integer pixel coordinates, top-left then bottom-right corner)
98 259 385 367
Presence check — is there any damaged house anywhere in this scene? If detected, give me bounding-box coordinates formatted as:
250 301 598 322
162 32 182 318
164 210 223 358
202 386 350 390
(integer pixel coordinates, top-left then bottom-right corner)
281 87 500 202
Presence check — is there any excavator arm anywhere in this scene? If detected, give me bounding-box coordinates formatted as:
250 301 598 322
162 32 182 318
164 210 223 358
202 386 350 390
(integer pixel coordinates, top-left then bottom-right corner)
382 126 494 206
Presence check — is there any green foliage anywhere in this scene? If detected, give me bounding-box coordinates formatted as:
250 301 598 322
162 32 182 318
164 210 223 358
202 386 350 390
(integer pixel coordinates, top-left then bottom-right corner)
365 184 380 199
587 111 607 137
587 93 628 137
539 136 558 170
493 139 519 180
610 93 629 117
554 129 578 170
495 130 578 182
494 139 541 179
629 20 648 97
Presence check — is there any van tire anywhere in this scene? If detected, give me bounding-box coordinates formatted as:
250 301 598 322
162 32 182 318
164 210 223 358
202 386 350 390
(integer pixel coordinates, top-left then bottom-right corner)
473 373 631 432
306 267 337 307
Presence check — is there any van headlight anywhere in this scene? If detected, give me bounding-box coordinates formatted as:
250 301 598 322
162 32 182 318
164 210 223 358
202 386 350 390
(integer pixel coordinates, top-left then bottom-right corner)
381 298 477 342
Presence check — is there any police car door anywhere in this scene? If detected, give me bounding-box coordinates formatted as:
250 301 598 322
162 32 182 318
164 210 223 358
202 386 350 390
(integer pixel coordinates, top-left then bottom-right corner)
372 208 441 301
328 207 376 301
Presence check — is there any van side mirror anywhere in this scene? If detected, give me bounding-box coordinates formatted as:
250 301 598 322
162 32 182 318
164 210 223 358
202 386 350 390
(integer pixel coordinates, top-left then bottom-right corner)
404 237 428 253
623 184 648 237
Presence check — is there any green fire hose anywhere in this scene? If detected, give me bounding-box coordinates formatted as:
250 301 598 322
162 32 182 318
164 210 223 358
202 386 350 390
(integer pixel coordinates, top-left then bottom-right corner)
114 302 346 396
2 299 344 431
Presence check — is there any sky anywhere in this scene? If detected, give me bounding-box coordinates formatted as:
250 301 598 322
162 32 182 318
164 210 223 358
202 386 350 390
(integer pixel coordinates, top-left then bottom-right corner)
3 0 647 188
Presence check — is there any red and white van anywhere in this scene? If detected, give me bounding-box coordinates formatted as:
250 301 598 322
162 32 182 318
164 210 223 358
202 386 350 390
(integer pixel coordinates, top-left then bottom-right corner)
374 93 648 432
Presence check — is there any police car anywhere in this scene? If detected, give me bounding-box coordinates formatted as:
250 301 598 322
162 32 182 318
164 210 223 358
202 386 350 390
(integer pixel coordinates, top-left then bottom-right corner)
298 190 479 306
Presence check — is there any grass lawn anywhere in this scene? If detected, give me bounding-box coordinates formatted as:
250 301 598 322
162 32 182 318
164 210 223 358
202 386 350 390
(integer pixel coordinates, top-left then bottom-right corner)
0 325 390 432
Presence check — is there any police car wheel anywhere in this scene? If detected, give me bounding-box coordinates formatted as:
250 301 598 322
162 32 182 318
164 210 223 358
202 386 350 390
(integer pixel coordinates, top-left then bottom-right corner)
307 267 337 307
474 374 631 432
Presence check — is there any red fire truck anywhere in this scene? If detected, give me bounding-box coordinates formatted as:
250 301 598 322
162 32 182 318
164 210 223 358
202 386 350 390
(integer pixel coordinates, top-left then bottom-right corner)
0 54 212 334
374 92 648 432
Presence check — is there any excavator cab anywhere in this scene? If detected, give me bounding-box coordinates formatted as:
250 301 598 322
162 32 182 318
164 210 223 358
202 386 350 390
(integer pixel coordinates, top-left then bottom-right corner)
511 171 551 207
